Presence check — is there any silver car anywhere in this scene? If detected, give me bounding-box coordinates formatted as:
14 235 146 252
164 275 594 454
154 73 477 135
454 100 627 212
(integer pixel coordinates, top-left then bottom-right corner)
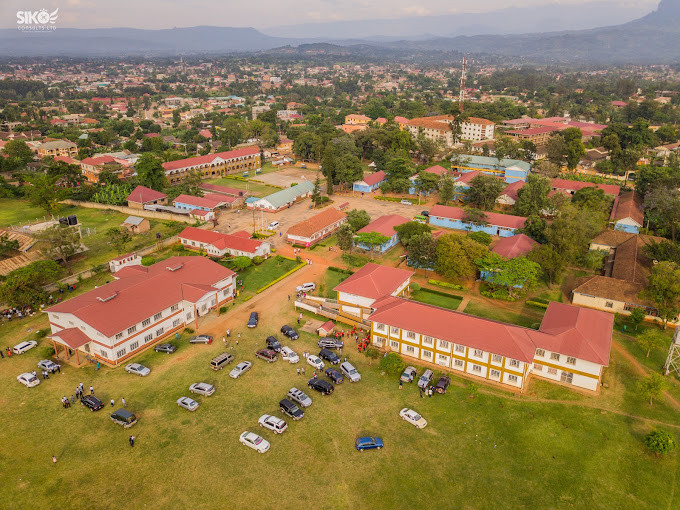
287 387 312 408
189 382 215 396
38 359 61 373
177 396 200 411
340 362 361 382
258 414 288 434
125 363 151 377
229 361 252 379
318 338 344 350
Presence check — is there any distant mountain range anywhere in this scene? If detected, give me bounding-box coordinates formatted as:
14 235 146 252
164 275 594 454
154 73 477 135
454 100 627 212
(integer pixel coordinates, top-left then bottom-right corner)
0 0 678 63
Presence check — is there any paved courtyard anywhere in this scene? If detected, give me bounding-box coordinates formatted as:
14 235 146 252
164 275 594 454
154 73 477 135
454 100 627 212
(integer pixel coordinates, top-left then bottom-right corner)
255 167 321 188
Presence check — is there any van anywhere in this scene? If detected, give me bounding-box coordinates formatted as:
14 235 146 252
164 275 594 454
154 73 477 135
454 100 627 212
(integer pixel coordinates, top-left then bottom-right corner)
110 408 137 428
417 369 434 389
267 221 280 230
210 352 235 370
340 362 361 382
13 340 37 355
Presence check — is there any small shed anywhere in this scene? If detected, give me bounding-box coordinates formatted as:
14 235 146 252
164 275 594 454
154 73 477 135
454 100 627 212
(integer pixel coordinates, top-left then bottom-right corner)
317 321 335 337
121 215 150 234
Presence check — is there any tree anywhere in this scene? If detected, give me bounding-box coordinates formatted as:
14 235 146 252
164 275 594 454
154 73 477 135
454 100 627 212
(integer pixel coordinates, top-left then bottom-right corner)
379 352 406 375
514 174 551 217
476 253 541 298
1 140 34 171
386 154 415 180
637 373 666 406
655 125 678 144
26 173 62 215
322 144 335 195
364 346 380 365
645 430 677 456
527 244 566 286
572 187 610 213
408 232 437 273
336 223 355 252
232 256 252 271
414 170 440 198
394 221 431 247
183 169 203 197
636 329 666 358
335 153 363 187
136 153 166 191
561 128 586 171
435 234 489 280
644 240 680 265
531 160 560 178
546 135 567 167
0 260 62 308
310 173 323 207
107 227 132 255
468 231 493 246
36 224 82 272
293 132 320 161
346 209 371 231
643 261 680 328
465 174 505 210
544 204 604 263
439 175 456 205
356 232 390 257
0 234 20 258
463 208 488 227
644 186 680 241
628 307 647 331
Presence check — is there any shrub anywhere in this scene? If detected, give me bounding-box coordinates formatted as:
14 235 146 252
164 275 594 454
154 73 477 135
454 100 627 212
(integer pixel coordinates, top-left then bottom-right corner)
420 287 463 300
526 300 549 309
468 231 493 246
141 256 155 266
184 328 194 334
428 279 464 290
219 306 227 315
379 352 406 375
410 283 421 292
275 255 285 262
645 430 677 456
252 256 264 265
481 289 517 301
35 328 49 339
365 346 380 364
328 266 353 275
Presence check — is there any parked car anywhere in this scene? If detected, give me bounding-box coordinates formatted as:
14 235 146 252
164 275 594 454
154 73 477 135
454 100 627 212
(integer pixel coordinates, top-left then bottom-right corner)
239 431 270 453
229 361 252 379
355 437 384 451
400 199 412 205
399 408 427 429
287 387 312 408
296 282 316 293
400 366 417 383
258 414 288 434
125 363 151 377
81 395 105 412
267 221 280 230
17 372 40 388
210 352 235 370
247 312 259 328
189 382 215 396
110 408 137 428
189 335 212 344
417 369 434 389
308 378 334 395
318 338 344 350
154 343 177 354
177 396 200 412
280 346 299 364
318 348 340 365
280 325 299 340
435 376 451 394
421 210 430 217
13 340 37 355
325 368 344 384
306 354 324 371
255 348 278 362
37 359 61 373
265 336 282 352
340 362 361 382
279 398 304 420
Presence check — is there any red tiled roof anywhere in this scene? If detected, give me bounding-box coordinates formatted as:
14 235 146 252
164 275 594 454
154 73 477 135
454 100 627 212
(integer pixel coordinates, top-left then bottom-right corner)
54 155 79 165
455 170 483 185
191 209 212 217
334 263 413 300
45 256 235 337
423 165 448 176
126 185 167 204
287 208 346 239
499 180 525 201
429 204 527 230
179 226 264 254
161 146 260 172
508 127 558 136
360 170 387 187
394 116 409 124
549 178 620 197
358 214 410 237
610 190 643 225
49 327 91 349
492 234 539 259
317 321 335 334
231 230 251 238
173 194 223 210
466 117 494 126
81 155 116 166
203 193 236 204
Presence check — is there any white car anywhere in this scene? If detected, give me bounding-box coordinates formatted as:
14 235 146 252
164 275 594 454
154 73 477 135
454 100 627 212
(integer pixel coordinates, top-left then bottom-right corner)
189 382 215 396
17 373 40 388
258 414 288 434
125 363 151 377
281 346 299 364
13 340 37 355
296 282 316 293
306 355 324 371
239 431 270 453
400 199 413 205
229 361 252 379
177 397 200 412
400 408 427 429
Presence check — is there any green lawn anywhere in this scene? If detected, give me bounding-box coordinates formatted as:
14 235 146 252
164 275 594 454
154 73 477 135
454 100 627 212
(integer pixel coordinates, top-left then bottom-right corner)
205 177 280 197
1 302 678 509
464 300 545 329
232 256 300 294
411 288 463 311
321 267 351 299
0 198 49 228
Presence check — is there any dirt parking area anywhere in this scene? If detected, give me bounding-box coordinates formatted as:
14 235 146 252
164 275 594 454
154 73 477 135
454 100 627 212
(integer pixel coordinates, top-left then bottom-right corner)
255 167 320 188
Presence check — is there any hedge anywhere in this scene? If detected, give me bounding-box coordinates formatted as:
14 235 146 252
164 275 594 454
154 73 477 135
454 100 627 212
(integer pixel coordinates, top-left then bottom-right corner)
526 300 549 309
255 261 306 294
428 279 464 291
530 297 550 304
481 290 517 302
328 266 353 275
375 196 412 203
419 287 463 300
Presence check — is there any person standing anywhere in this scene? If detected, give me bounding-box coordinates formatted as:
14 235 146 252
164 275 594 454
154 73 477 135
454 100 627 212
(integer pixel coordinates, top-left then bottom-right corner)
420 387 424 398
122 397 126 408
0 349 4 359
296 368 300 376
52 455 57 465
110 399 115 407
90 385 94 395
129 435 135 447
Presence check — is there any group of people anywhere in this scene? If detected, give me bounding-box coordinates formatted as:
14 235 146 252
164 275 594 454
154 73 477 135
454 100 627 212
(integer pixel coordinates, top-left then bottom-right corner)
1 305 34 322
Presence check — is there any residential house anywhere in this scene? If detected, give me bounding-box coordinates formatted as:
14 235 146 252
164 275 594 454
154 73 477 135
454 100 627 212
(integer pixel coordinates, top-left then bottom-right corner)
37 140 78 159
345 114 371 126
491 234 539 258
80 155 124 183
496 181 526 207
356 214 410 253
610 191 644 233
276 138 294 154
287 208 347 247
173 194 225 213
126 186 168 210
44 257 236 366
109 253 142 273
451 155 531 184
178 226 271 259
428 204 527 237
247 181 315 212
353 171 387 193
121 216 150 234
162 147 261 185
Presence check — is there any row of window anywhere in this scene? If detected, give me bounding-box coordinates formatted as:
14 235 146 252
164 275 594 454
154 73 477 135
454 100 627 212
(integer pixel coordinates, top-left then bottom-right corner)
535 349 576 365
114 304 181 340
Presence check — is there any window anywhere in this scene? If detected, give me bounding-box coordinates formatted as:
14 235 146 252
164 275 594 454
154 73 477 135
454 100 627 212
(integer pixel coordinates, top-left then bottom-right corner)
492 354 502 363
100 350 108 359
560 371 574 384
508 374 518 383
566 356 576 365
547 367 557 375
116 348 126 358
454 359 464 368
115 332 123 340
171 304 179 311
173 319 181 328
129 341 139 351
153 312 162 321
454 344 465 353
472 364 482 373
390 340 399 349
375 323 386 332
186 313 192 321
422 336 433 346
535 348 545 357
509 359 520 368
156 328 164 337
473 349 483 358
437 354 449 366
374 336 385 347
439 340 450 350
144 334 152 343
142 318 151 327
605 302 613 308
390 326 400 335
550 353 560 361
490 369 501 378
405 345 415 354
534 363 543 372
422 350 432 359
127 326 136 334
406 331 416 339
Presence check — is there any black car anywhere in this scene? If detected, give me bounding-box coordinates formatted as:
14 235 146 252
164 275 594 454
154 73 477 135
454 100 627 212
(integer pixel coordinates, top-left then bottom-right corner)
308 378 334 395
247 312 259 328
325 368 344 384
255 348 277 362
318 348 340 365
265 336 282 352
435 376 451 394
154 343 177 354
318 338 344 350
279 398 304 420
280 325 299 340
421 210 430 217
81 395 105 412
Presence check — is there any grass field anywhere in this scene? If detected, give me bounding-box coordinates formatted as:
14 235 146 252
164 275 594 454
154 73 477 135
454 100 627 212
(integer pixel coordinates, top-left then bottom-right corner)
205 177 280 197
1 301 679 510
411 288 463 311
232 256 300 294
321 268 351 299
464 300 545 329
0 198 49 228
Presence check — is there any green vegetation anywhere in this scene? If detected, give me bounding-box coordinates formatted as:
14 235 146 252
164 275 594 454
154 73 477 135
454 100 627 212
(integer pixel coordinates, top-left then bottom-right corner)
233 256 300 294
205 176 280 196
411 288 463 311
0 198 49 227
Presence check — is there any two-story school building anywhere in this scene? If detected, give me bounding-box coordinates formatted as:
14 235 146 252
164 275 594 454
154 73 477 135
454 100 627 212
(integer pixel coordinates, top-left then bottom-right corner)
428 204 527 237
161 146 261 185
356 214 410 253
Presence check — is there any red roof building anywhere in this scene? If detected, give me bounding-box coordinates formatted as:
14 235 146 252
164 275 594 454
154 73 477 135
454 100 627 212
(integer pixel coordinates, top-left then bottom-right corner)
173 194 225 212
287 208 347 247
358 214 410 237
126 185 168 209
429 204 527 234
178 226 270 259
491 234 539 259
162 146 261 184
549 178 620 197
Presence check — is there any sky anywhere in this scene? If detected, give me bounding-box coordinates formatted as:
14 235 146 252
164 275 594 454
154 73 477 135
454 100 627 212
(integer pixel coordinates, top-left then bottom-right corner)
1 0 658 29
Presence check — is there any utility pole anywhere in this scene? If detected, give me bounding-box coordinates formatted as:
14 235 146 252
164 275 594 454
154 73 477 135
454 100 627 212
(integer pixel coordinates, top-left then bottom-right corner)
459 56 467 112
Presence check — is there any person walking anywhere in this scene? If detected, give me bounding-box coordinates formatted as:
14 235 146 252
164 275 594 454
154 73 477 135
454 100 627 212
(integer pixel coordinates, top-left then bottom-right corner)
301 367 305 375
399 381 403 390
222 336 226 345
52 455 57 465
121 397 126 408
110 399 115 407
0 349 4 359
226 329 230 338
296 368 300 376
129 435 135 447
70 394 76 405
420 387 424 398
90 385 94 395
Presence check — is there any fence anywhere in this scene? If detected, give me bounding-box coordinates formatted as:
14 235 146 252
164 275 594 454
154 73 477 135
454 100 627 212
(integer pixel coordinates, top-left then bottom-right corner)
60 199 198 224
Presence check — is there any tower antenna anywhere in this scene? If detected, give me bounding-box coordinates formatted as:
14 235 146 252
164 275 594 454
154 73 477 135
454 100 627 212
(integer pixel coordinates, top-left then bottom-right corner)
459 56 467 112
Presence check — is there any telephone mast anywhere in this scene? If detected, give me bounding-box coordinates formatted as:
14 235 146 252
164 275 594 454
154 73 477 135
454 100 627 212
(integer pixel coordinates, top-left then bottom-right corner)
458 56 467 112
664 325 680 377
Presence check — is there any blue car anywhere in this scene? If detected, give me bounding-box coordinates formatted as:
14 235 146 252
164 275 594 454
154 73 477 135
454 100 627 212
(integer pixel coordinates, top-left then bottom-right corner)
355 437 383 451
247 312 259 328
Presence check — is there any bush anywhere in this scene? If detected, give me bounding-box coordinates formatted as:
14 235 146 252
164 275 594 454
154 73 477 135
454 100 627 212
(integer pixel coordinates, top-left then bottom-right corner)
428 279 464 290
468 231 493 246
420 287 463 300
481 289 517 301
365 346 380 364
35 328 49 339
645 430 677 456
252 256 264 265
141 256 155 266
328 266 353 275
379 352 406 375
341 253 370 268
184 328 194 334
219 306 227 314
410 283 421 292
526 300 549 309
